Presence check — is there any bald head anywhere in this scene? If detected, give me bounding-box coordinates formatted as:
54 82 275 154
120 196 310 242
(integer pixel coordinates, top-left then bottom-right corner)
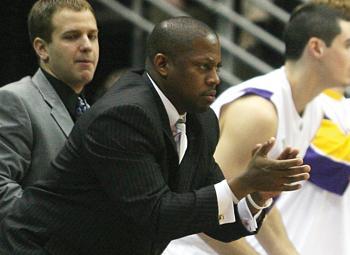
146 17 217 66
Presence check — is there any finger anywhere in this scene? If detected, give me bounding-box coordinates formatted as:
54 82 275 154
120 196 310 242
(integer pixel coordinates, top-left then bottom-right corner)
277 147 292 160
264 182 303 192
278 165 311 176
251 143 262 156
279 183 303 191
287 148 299 159
254 137 275 157
283 173 310 184
281 165 311 176
258 157 304 171
277 147 299 160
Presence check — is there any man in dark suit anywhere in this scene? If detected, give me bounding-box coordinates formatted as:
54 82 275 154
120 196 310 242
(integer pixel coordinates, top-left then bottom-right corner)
0 0 98 221
0 17 309 255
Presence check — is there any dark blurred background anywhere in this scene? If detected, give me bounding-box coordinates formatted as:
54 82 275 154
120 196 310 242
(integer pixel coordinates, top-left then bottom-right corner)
0 0 302 102
0 0 134 102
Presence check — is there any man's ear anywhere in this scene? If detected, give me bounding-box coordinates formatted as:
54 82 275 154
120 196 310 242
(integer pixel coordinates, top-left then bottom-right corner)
153 53 170 78
307 37 326 59
33 37 49 62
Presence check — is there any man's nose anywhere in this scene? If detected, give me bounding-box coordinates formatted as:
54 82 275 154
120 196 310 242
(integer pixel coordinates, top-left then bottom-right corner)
79 35 92 51
207 68 220 87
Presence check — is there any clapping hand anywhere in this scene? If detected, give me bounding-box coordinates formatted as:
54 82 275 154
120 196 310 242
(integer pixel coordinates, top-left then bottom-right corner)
228 137 310 200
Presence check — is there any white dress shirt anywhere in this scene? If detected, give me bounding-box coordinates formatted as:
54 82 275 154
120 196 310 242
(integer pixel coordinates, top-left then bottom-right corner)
147 73 261 232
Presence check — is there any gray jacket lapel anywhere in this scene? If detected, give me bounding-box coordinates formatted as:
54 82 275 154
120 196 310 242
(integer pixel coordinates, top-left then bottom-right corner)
32 69 74 137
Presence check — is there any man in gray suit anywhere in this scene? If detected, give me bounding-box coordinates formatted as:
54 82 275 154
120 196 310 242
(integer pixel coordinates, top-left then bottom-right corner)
0 0 99 220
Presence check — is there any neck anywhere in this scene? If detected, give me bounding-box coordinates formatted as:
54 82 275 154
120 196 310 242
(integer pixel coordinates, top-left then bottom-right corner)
284 60 325 113
146 69 185 115
40 65 84 94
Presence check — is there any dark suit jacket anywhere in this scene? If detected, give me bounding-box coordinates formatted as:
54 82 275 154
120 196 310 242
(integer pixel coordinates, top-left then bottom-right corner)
0 69 73 221
0 70 262 255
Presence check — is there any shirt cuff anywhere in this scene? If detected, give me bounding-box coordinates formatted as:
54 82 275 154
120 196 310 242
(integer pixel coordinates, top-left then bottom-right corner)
238 197 262 232
214 180 238 225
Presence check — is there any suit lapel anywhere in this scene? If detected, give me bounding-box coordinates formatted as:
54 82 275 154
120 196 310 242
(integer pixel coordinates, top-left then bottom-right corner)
143 72 178 152
32 69 74 137
173 114 204 191
142 72 180 184
142 72 206 190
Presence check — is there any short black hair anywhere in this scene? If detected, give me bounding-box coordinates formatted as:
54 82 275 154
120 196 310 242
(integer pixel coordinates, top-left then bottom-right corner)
146 16 217 63
284 3 350 60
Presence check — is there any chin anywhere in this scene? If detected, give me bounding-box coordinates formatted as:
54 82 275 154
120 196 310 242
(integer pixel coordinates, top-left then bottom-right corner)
192 105 210 113
80 74 93 83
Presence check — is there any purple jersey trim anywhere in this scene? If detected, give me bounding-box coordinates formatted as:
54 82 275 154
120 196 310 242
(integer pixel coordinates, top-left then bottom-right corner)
304 147 350 195
242 87 273 100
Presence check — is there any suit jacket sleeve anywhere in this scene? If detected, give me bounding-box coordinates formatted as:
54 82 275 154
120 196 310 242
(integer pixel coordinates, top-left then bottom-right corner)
198 114 261 241
200 112 266 239
0 90 32 219
83 104 249 243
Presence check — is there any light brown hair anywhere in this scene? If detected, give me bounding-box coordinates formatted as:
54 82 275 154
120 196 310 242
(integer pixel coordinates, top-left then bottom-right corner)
28 0 95 43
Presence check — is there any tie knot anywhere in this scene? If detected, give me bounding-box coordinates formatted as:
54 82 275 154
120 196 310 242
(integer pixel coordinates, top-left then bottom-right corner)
75 96 90 118
176 117 185 124
176 116 186 127
175 117 186 132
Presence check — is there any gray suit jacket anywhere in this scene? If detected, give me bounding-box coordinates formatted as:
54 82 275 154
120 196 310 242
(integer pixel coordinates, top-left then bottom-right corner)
0 69 73 220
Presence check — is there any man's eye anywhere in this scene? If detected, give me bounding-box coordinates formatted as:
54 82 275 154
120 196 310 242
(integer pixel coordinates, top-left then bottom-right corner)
199 64 210 70
89 34 98 40
64 34 78 40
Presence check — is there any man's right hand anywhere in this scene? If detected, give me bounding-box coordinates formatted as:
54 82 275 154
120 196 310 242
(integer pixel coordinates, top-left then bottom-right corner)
228 137 310 200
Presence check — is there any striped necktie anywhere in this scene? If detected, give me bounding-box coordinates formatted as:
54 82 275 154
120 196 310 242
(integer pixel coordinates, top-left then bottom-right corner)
174 117 187 163
75 96 90 118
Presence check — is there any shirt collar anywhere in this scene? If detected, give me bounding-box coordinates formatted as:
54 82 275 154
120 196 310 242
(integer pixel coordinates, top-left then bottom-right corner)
41 68 81 121
146 73 186 128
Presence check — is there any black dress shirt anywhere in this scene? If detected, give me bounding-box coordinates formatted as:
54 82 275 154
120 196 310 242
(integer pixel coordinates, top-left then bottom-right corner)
41 68 84 122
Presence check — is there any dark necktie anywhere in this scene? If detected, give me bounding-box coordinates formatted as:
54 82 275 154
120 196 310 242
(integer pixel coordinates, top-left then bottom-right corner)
75 96 90 118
